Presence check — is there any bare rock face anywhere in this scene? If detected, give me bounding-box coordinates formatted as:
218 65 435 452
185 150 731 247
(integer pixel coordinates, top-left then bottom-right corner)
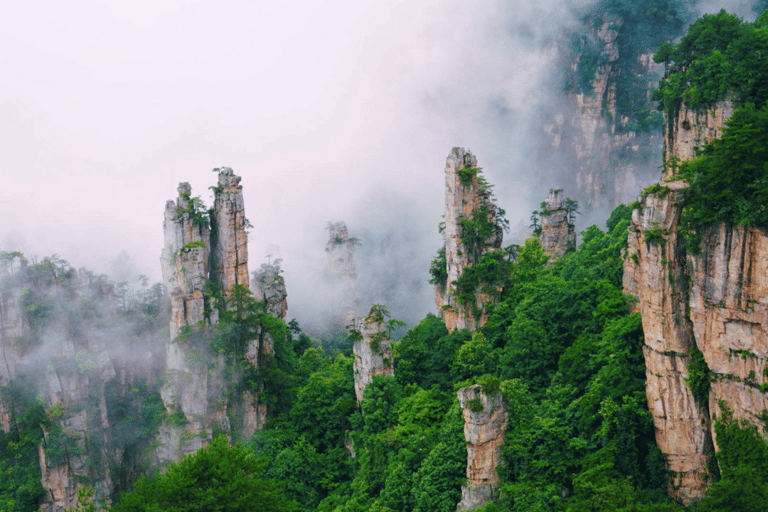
326 222 360 328
352 306 394 404
663 99 734 179
539 188 576 260
211 168 250 298
622 100 764 504
456 385 508 511
623 187 713 503
161 182 214 341
435 148 503 332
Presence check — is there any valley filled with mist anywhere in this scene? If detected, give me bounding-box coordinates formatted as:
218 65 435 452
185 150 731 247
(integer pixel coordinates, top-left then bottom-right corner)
3 0 768 511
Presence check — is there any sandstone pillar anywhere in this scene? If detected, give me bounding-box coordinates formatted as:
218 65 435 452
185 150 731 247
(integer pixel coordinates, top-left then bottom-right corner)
456 385 508 511
352 306 394 404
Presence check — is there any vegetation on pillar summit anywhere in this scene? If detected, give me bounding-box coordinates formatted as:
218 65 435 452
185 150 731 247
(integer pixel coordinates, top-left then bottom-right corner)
652 9 768 118
649 9 768 251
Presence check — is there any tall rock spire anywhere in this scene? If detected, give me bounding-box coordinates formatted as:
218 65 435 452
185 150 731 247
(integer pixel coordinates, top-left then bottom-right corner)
325 221 360 328
352 305 394 404
623 100 745 504
539 188 576 260
210 167 250 298
434 148 504 332
158 167 261 463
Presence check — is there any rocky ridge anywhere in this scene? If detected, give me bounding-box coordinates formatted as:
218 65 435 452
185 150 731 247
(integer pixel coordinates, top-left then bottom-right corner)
0 263 165 511
546 13 663 207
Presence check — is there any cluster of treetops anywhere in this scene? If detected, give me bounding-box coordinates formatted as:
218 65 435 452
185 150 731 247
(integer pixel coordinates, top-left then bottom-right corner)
4 7 768 512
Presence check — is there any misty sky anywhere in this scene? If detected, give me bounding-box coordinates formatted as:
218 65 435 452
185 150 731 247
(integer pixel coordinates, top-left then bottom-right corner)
1 0 756 327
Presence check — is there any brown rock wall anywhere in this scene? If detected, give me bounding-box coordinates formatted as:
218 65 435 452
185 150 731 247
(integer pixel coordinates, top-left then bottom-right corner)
623 100 765 504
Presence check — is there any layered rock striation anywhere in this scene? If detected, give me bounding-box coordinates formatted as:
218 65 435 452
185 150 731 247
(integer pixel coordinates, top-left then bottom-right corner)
623 101 768 503
539 188 576 260
352 306 394 404
456 385 508 511
435 148 504 332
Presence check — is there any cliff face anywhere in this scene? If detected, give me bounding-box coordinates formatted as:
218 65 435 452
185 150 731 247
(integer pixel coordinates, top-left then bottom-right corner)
456 385 508 511
352 307 394 404
0 264 165 511
623 101 768 503
546 13 663 207
435 148 503 332
539 188 575 260
325 222 360 328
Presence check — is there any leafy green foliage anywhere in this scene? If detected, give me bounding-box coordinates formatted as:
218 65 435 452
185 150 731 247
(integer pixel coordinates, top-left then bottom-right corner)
692 401 768 511
394 314 469 392
684 346 711 403
428 247 448 291
678 103 768 248
112 435 292 512
0 384 47 512
178 191 210 227
567 0 687 131
653 9 768 116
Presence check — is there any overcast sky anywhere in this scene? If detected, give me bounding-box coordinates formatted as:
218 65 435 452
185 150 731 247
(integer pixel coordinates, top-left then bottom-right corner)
1 0 756 327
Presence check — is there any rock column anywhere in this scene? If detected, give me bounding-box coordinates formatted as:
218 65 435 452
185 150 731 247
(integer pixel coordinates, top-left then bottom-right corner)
352 306 394 404
158 168 253 462
456 385 508 511
435 148 503 332
539 188 576 260
211 168 250 298
326 222 360 328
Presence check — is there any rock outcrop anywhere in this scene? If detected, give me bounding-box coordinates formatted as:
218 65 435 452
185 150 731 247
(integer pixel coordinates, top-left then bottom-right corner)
622 100 768 504
539 188 576 260
352 306 394 404
456 385 508 511
325 222 360 328
435 148 504 332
